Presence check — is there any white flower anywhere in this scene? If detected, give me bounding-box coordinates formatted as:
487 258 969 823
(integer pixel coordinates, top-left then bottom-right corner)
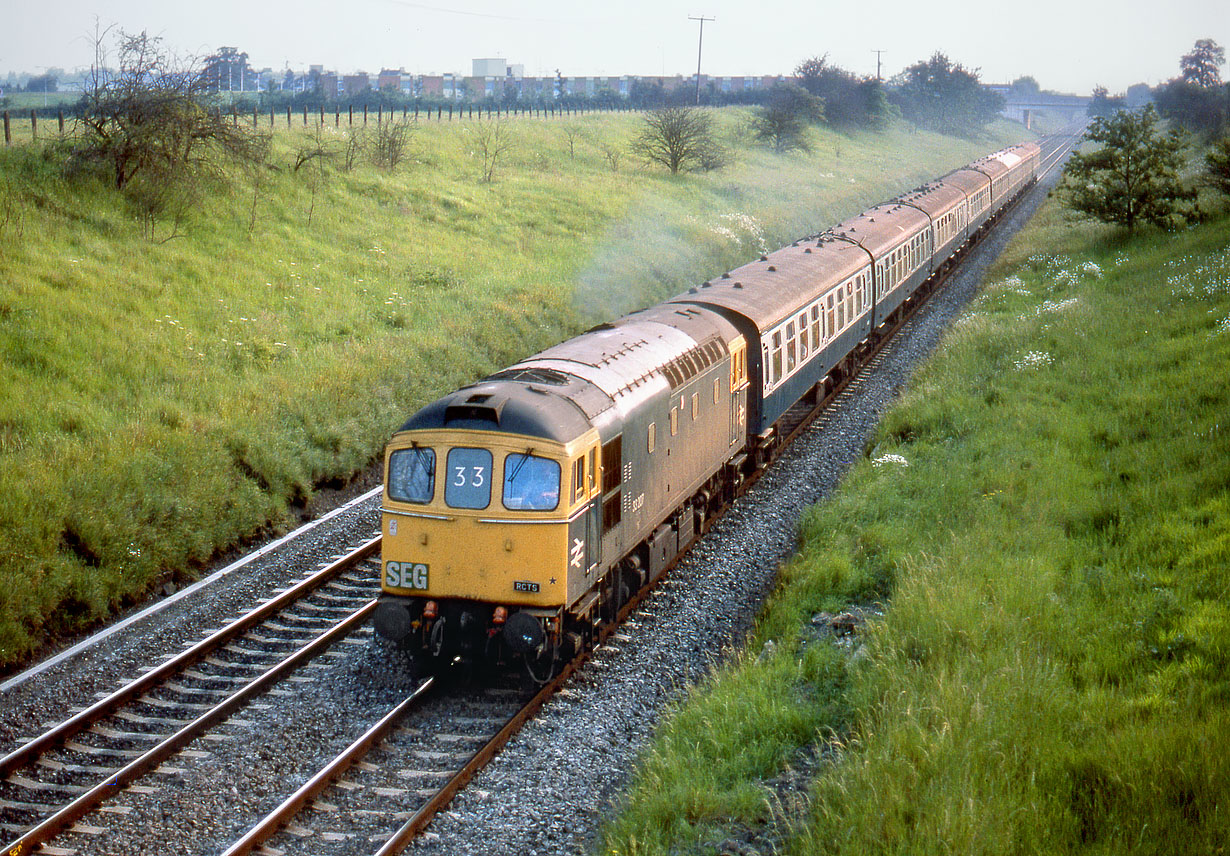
872 453 909 467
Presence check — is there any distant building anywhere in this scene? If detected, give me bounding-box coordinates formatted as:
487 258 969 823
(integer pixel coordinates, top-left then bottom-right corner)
203 47 252 92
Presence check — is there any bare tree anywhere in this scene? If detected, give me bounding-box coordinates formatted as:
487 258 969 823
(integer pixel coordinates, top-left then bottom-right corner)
294 125 340 227
630 106 725 174
473 119 515 182
371 120 415 170
75 28 262 192
600 141 624 172
562 123 583 158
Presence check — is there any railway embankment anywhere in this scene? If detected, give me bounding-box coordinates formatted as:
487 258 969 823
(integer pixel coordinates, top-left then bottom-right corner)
601 196 1230 853
0 110 1030 673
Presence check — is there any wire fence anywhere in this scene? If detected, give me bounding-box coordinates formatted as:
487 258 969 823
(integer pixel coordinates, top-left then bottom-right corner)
2 101 636 147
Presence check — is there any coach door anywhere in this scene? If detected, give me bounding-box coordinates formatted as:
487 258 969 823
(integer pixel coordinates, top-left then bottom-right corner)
729 337 749 445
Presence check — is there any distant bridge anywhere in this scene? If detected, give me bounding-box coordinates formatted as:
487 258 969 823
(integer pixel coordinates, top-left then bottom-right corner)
996 92 1090 128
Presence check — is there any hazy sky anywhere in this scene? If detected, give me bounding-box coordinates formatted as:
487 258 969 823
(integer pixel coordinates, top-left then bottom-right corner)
5 0 1226 94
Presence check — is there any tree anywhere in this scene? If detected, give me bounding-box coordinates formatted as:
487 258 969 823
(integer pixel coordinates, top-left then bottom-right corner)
1206 137 1230 196
631 106 724 174
371 120 415 170
1060 105 1195 232
892 52 1003 135
75 29 262 193
794 55 891 129
1087 85 1125 118
473 118 514 182
1181 39 1225 88
1154 40 1229 138
1153 79 1227 137
753 82 822 152
1010 76 1042 96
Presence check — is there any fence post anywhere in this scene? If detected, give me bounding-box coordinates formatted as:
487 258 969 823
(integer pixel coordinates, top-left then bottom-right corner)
253 107 258 128
364 104 368 125
270 107 275 127
30 110 37 141
286 106 292 128
58 111 65 134
349 105 353 126
320 105 324 127
3 112 10 146
335 108 340 128
378 104 382 124
303 105 308 126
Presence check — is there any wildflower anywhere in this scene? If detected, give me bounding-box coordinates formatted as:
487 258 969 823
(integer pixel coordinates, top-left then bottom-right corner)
1014 351 1053 370
873 453 909 467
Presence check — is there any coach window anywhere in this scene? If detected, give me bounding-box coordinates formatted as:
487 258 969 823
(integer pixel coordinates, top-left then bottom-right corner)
388 447 436 504
445 447 492 509
810 305 821 347
827 294 836 337
798 312 809 357
786 322 797 372
772 331 784 384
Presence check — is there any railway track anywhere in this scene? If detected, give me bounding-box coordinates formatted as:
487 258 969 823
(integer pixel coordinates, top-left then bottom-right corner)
0 535 383 856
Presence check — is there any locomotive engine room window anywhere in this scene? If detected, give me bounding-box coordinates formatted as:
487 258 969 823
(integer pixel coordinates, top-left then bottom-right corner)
648 422 656 453
713 378 720 404
502 453 561 511
691 392 699 420
444 447 492 509
670 406 679 436
388 447 436 504
601 438 622 494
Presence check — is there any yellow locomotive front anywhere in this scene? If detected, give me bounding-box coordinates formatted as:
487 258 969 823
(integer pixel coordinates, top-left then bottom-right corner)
373 381 603 666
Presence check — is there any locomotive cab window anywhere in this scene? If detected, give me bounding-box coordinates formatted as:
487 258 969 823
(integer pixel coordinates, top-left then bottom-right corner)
572 457 586 503
502 453 561 511
445 447 492 509
388 447 436 505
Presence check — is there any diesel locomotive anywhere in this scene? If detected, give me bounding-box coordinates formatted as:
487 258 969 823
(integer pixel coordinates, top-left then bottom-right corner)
372 141 1041 678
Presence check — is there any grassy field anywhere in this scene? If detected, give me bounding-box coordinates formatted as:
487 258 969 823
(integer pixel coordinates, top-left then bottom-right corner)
0 109 1029 670
599 194 1230 853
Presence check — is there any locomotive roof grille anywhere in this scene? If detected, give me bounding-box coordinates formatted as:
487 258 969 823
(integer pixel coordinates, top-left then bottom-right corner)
488 367 571 386
662 338 727 390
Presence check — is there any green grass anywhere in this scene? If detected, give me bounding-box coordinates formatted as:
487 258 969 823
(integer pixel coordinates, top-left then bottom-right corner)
0 108 1028 669
600 200 1230 854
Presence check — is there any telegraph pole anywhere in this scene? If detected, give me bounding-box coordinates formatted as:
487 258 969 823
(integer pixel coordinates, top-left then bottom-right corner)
872 49 886 82
689 14 715 105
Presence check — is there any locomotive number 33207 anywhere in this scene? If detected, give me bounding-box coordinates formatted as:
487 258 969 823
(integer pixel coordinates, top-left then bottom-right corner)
386 561 429 590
